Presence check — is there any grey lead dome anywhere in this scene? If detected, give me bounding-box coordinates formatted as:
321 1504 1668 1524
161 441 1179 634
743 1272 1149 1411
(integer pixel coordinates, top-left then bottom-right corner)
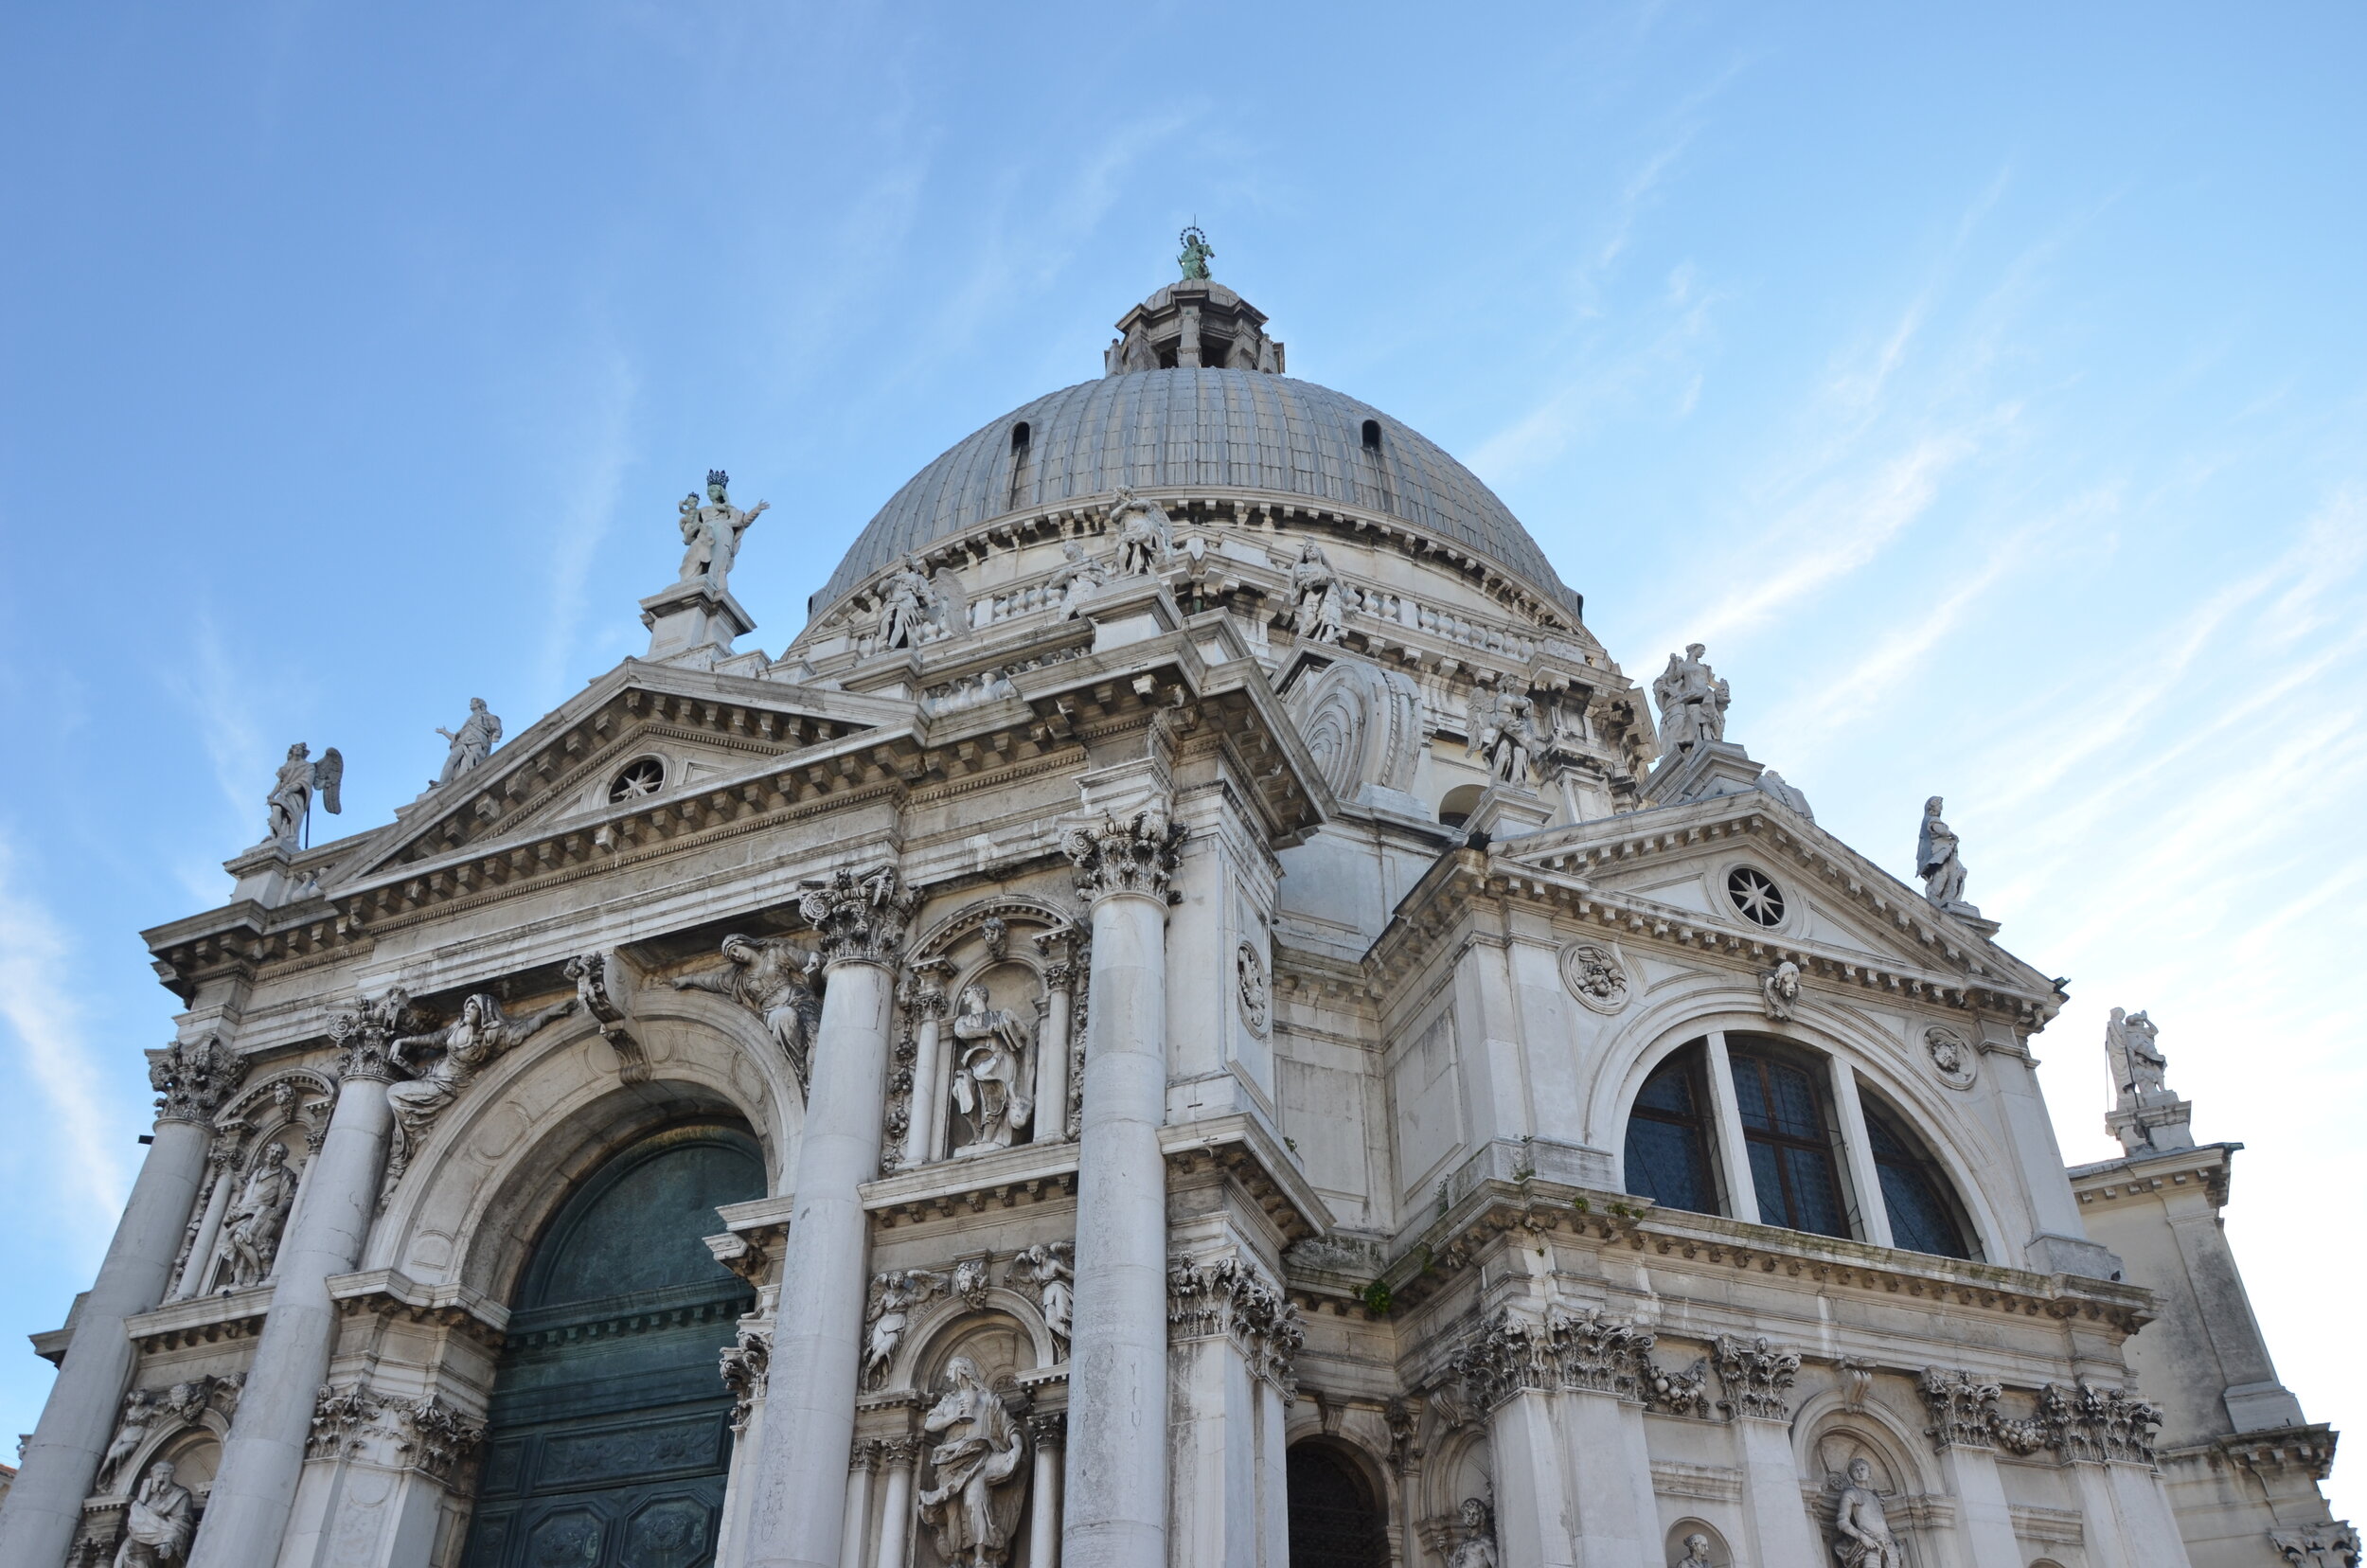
816 367 1583 619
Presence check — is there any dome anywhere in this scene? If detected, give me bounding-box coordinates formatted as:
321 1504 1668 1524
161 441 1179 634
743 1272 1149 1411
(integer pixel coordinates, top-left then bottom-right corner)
815 367 1583 619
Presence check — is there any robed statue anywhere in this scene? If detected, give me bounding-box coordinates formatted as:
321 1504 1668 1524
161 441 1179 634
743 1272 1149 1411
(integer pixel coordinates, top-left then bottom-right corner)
382 993 578 1195
222 1142 297 1288
1915 796 1970 909
950 983 1034 1157
434 698 502 788
1652 642 1730 755
917 1356 1028 1568
263 741 343 850
1289 540 1345 643
673 935 824 1088
1178 224 1215 280
114 1459 195 1567
677 469 769 591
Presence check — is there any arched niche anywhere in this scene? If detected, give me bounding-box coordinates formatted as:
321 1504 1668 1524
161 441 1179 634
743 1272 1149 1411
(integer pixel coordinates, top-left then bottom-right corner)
895 1286 1059 1393
459 1120 764 1568
1286 1436 1391 1568
1664 1517 1733 1566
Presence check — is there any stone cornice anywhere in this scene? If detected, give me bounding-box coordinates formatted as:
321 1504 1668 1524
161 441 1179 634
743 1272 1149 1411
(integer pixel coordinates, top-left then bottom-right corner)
863 1140 1080 1231
1355 1177 2153 1336
1162 1112 1335 1245
328 1268 509 1349
2067 1142 2237 1211
126 1282 275 1353
1365 835 2055 1031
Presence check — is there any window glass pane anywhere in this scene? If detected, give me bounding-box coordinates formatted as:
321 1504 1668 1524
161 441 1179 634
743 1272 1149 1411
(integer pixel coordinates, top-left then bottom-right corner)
1634 1060 1698 1117
1783 1145 1849 1238
1767 1060 1824 1141
1878 1163 1969 1257
1746 1140 1784 1221
1626 1119 1716 1216
1863 1112 1911 1162
1733 1058 1771 1131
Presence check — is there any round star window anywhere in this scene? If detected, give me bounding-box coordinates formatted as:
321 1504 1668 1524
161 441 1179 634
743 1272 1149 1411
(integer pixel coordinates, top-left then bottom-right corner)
609 757 665 802
1726 866 1786 927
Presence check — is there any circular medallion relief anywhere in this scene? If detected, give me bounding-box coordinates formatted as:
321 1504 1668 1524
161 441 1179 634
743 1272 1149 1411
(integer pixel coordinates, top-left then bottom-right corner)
1559 942 1633 1014
1925 1025 1976 1089
1236 941 1271 1036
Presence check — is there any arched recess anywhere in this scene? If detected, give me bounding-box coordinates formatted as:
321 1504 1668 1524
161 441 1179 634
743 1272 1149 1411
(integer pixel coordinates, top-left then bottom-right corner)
1286 1437 1390 1568
459 1120 764 1568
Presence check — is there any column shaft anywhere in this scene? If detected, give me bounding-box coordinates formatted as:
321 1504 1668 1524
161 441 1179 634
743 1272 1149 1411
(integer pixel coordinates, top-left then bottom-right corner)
170 1153 236 1301
747 958 896 1568
837 1451 877 1568
0 1117 211 1568
1034 974 1073 1146
901 1006 944 1167
188 1075 394 1568
1027 1435 1063 1568
872 1452 916 1568
1061 889 1170 1568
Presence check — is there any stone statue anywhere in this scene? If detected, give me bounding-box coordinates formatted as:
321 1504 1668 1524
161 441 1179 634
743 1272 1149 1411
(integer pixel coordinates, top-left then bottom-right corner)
1831 1456 1904 1568
1446 1497 1498 1568
1652 643 1730 756
1289 540 1345 642
433 698 502 788
1178 224 1215 281
1760 961 1801 1022
1915 796 1970 910
672 935 824 1088
1467 686 1541 783
676 469 769 590
861 1268 946 1390
382 994 578 1194
1011 1240 1073 1353
263 742 343 849
949 982 1034 1156
1049 541 1110 617
1110 490 1171 576
877 554 942 650
2107 1007 2169 1098
917 1355 1028 1568
98 1388 159 1489
221 1142 297 1289
113 1459 195 1568
1677 1534 1717 1568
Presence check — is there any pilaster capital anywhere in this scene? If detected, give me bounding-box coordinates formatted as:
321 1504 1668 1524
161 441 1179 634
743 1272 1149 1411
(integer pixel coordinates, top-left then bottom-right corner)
1713 1334 1802 1421
2038 1379 2162 1464
879 1435 923 1470
149 1035 247 1126
799 864 920 968
1061 804 1186 902
330 989 432 1084
1023 1409 1067 1446
1919 1366 2004 1451
1167 1254 1304 1397
849 1438 881 1474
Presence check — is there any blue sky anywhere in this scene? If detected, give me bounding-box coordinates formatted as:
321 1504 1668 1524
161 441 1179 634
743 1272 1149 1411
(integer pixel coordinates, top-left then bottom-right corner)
2 0 2360 1494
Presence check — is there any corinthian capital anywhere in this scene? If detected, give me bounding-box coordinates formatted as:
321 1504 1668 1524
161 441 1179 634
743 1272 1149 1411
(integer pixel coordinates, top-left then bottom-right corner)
150 1036 248 1125
329 989 432 1084
1061 803 1186 900
798 864 920 967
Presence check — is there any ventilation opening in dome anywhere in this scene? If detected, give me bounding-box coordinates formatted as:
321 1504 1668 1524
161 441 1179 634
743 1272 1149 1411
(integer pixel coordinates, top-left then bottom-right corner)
1006 421 1033 511
1010 421 1030 451
1361 419 1382 452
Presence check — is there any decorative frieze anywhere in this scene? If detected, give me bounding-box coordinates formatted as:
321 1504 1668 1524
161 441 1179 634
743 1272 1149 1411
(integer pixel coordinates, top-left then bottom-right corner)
1450 1306 1713 1417
799 864 920 966
2038 1380 2162 1465
2270 1521 2361 1567
1166 1255 1304 1396
1061 807 1187 900
719 1327 771 1434
1713 1334 1802 1420
149 1035 248 1125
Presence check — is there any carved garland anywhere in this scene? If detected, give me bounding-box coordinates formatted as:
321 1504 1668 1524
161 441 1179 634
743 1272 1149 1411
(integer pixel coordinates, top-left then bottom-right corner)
1915 1366 2155 1462
1450 1307 1714 1417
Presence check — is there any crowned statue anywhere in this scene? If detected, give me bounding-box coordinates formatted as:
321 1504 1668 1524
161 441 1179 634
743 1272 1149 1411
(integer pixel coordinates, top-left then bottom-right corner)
677 469 769 591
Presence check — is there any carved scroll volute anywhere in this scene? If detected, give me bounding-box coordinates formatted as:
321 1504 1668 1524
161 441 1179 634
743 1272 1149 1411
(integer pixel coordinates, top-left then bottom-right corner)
564 950 648 1083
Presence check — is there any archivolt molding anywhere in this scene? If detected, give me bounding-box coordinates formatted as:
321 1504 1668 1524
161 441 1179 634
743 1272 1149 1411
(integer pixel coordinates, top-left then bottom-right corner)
908 894 1078 967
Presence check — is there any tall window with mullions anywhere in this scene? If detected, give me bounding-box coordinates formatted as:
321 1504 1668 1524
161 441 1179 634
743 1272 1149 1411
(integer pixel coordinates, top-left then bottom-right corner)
1727 1040 1851 1238
1862 1096 1978 1259
1623 1043 1721 1218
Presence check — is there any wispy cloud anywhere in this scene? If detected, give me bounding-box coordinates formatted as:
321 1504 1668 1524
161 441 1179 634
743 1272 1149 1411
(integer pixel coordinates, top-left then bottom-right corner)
529 341 639 708
0 836 128 1228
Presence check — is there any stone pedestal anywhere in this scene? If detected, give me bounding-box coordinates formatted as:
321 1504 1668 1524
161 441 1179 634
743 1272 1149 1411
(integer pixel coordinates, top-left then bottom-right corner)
191 1056 397 1568
640 577 756 663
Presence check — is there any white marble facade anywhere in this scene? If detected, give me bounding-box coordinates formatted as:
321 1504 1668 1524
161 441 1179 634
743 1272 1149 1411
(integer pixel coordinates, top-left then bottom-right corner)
0 269 2345 1568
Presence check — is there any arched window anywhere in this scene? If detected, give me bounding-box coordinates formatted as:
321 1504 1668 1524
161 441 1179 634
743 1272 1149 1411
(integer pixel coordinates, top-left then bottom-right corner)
1436 783 1485 829
1727 1040 1850 1238
1006 420 1033 511
1861 1096 1977 1259
1360 418 1382 452
1287 1441 1388 1568
1623 1044 1720 1217
463 1124 765 1568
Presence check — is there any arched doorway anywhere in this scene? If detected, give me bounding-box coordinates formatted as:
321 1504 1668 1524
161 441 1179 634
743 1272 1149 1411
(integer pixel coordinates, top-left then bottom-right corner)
461 1122 765 1568
1287 1440 1388 1568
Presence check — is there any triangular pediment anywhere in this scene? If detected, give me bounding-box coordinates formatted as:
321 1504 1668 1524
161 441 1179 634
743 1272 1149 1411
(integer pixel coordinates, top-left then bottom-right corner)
328 661 912 888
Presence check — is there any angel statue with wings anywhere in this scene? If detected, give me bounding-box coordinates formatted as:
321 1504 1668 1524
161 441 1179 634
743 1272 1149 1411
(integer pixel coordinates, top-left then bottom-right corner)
263 741 342 850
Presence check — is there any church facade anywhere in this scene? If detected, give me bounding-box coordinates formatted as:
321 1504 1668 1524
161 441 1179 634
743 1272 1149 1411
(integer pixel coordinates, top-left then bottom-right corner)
0 262 2349 1568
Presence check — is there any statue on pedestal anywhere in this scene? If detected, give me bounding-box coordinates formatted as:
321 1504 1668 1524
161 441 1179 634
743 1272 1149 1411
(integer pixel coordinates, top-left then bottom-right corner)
433 698 502 788
1289 540 1345 642
2107 1007 2169 1098
917 1355 1028 1568
1915 796 1970 910
676 469 768 591
1050 541 1110 618
222 1142 297 1288
877 554 943 650
1178 224 1215 280
1468 686 1541 783
263 742 342 850
950 983 1034 1156
1110 490 1171 577
1652 643 1731 755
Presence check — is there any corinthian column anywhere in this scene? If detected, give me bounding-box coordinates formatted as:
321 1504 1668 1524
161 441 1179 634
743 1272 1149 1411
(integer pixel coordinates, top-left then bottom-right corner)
1059 803 1185 1568
188 995 414 1568
746 866 918 1568
0 1039 244 1568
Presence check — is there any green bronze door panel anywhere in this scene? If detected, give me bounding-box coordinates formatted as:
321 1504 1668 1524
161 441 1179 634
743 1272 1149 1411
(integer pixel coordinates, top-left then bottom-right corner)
461 1127 763 1568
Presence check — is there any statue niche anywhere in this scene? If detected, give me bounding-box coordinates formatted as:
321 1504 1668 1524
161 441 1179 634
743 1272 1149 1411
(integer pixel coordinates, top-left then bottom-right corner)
947 974 1037 1158
913 1322 1038 1568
